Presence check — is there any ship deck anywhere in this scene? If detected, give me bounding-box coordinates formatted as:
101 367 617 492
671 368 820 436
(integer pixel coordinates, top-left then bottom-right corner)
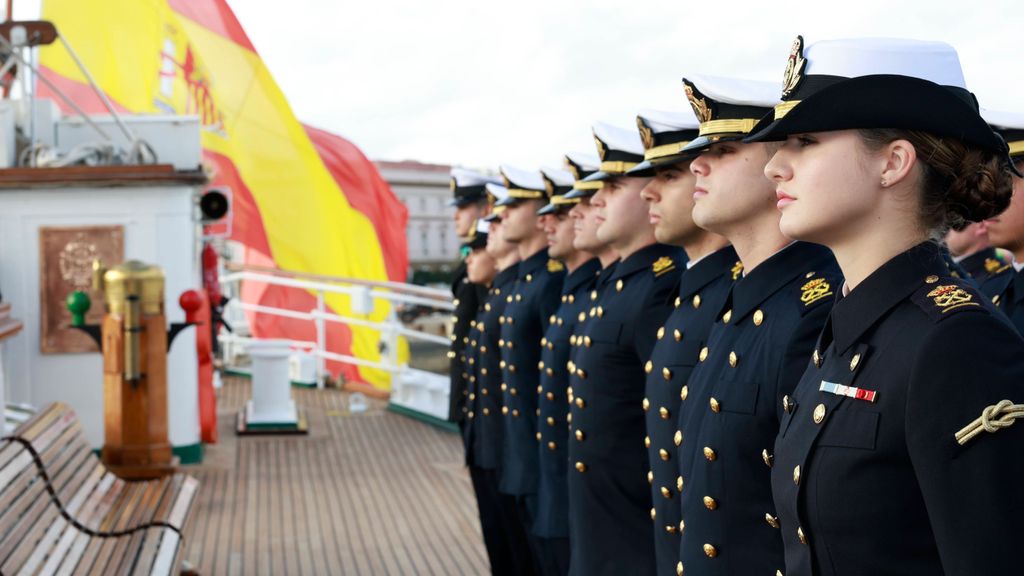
181 376 487 575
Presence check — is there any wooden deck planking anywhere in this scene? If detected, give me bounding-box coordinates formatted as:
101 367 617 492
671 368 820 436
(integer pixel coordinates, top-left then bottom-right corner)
182 376 489 575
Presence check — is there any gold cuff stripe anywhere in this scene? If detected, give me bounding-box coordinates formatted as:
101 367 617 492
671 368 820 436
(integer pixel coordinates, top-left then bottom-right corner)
698 118 759 137
572 180 602 190
1008 140 1024 157
507 189 545 199
600 161 639 173
774 100 801 120
644 141 692 161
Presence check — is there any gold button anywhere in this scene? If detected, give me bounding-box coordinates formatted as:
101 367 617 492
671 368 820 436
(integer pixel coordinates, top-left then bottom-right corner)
679 519 685 533
676 562 683 576
662 367 672 381
483 408 490 416
469 393 476 401
584 336 592 347
659 449 670 462
576 462 587 473
722 309 732 323
659 407 671 420
509 364 517 373
710 398 720 412
793 465 801 485
501 383 508 391
516 294 522 302
657 326 665 340
546 368 554 377
753 309 764 326
703 496 717 510
468 411 474 419
577 368 587 379
812 349 822 368
674 430 683 446
765 513 779 529
680 385 689 401
526 274 533 282
616 279 624 292
665 525 678 534
849 353 861 371
703 447 716 461
575 397 585 409
453 298 461 306
512 409 520 417
677 475 684 491
674 296 681 308
661 487 672 499
502 406 509 415
777 571 783 576
925 274 939 284
797 526 807 545
813 403 826 424
647 471 654 484
591 290 599 301
692 294 701 308
783 395 793 413
645 436 651 448
547 416 556 426
568 294 575 303
485 303 492 312
597 306 604 317
762 449 773 468
536 432 542 441
728 351 738 368
651 508 657 520
578 312 586 322
645 360 653 374
570 335 578 346
642 398 651 411
540 341 547 350
510 387 518 396
703 544 717 558
507 341 514 350
575 429 585 441
548 441 557 451
699 347 709 362
546 391 555 400
674 329 682 341
499 358 506 367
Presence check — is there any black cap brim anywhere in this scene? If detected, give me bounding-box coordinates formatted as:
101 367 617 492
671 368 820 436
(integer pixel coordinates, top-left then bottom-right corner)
744 75 1003 155
449 194 488 208
563 187 596 200
681 133 748 155
626 153 698 177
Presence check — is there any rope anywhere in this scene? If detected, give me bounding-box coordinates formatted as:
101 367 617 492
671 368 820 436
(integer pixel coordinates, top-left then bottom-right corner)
954 400 1024 446
1 435 183 538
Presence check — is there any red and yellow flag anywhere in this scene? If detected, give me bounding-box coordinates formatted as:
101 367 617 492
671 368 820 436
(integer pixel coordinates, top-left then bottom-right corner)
38 0 409 388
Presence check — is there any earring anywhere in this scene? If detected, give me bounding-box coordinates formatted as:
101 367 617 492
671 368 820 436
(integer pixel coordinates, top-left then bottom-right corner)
881 179 888 187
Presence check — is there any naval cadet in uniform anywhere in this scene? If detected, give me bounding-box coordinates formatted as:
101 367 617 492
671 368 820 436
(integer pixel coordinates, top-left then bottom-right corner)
627 108 738 576
449 168 500 424
674 73 840 576
944 222 1010 287
495 165 566 573
981 108 1024 336
464 187 535 576
566 121 685 576
565 151 620 290
532 166 600 575
752 36 1024 575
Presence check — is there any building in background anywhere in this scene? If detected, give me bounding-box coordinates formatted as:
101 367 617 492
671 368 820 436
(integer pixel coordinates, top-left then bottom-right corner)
375 160 459 284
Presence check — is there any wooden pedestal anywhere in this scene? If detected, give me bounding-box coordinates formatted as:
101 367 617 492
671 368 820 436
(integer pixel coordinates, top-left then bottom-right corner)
100 313 175 479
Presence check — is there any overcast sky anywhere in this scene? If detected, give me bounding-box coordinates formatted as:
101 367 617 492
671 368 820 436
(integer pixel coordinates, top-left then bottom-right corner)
18 0 1024 170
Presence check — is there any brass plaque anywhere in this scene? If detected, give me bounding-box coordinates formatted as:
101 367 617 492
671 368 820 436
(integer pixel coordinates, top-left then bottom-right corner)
39 226 124 354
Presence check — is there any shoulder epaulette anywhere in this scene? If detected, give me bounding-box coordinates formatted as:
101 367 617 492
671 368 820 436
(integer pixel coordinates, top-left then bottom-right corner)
910 277 985 322
652 256 676 277
798 272 834 309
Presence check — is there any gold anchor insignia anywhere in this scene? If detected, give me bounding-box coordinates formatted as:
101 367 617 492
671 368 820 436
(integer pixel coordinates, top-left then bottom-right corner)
781 35 807 99
593 134 607 161
731 261 744 280
683 80 713 123
637 117 655 150
565 157 581 180
547 260 565 273
800 278 833 306
927 284 978 313
985 258 1002 273
653 256 675 277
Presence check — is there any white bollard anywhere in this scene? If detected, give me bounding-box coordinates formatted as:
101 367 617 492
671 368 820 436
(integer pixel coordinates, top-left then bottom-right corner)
246 339 298 426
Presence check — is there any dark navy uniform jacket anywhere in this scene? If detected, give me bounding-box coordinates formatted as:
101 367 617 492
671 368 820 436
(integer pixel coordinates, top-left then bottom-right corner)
772 241 1024 576
534 258 601 539
498 248 565 496
676 242 839 576
463 264 519 469
567 243 685 576
643 245 738 576
980 259 1024 337
450 260 487 422
959 246 1010 285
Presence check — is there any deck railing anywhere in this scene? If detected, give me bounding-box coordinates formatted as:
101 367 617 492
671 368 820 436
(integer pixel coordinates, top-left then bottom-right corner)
218 265 455 421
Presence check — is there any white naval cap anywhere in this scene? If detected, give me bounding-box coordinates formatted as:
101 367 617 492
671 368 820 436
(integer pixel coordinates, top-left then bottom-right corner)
627 109 703 175
582 122 646 182
449 167 501 206
680 75 781 153
483 182 510 220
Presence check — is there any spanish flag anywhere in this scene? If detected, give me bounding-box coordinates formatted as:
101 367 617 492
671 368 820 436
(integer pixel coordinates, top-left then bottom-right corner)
37 0 409 389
